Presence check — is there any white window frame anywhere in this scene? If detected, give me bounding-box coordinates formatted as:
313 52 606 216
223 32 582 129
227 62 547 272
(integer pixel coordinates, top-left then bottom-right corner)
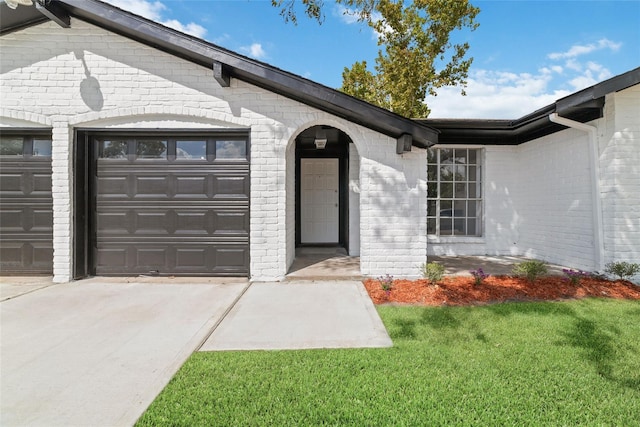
427 146 484 237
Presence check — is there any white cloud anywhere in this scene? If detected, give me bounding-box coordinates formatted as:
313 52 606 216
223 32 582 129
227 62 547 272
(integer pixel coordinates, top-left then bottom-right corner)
333 4 391 40
102 0 207 38
548 38 622 60
240 43 267 60
424 69 572 119
426 37 621 119
334 5 360 25
568 63 613 91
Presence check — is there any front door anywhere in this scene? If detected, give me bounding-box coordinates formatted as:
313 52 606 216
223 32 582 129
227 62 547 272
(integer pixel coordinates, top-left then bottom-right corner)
300 158 339 243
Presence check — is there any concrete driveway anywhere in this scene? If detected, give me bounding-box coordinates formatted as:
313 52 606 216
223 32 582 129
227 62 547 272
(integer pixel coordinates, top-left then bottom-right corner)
0 277 248 427
1 277 391 426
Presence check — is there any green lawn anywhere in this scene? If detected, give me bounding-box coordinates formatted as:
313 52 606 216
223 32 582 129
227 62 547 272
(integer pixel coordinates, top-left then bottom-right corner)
137 299 640 426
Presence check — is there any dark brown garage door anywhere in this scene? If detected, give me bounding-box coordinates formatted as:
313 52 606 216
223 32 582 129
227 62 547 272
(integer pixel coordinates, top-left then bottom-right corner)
93 134 249 276
0 134 53 274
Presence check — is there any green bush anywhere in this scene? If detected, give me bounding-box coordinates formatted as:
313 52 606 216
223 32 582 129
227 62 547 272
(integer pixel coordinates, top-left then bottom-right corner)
420 262 445 286
604 261 640 280
512 260 548 283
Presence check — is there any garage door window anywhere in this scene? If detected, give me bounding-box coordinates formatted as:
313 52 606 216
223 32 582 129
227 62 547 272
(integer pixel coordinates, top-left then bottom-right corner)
97 137 248 162
215 140 246 159
176 140 207 160
33 139 52 157
1 137 51 157
136 140 167 159
100 140 129 159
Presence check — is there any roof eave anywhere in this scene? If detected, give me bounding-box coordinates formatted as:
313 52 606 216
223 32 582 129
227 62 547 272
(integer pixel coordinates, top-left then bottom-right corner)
53 0 439 147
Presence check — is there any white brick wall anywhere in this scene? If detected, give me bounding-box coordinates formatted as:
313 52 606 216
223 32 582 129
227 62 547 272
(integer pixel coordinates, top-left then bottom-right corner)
513 129 596 270
429 84 640 275
600 85 640 280
1 19 426 281
348 143 361 256
429 133 598 271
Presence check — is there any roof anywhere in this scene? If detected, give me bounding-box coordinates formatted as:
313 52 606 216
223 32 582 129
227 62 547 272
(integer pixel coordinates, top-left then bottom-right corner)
419 67 640 145
0 0 438 151
1 1 638 148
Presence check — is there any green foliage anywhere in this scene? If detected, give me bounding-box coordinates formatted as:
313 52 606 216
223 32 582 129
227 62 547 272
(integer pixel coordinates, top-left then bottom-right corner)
604 261 640 280
138 300 640 426
273 0 480 118
420 261 445 285
512 260 548 283
271 0 325 25
377 274 394 295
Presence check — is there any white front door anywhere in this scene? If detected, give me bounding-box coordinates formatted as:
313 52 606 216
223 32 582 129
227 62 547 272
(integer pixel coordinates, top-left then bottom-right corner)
301 158 339 243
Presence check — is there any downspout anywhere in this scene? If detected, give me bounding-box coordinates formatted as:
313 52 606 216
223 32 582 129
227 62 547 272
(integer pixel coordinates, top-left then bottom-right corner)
548 113 605 271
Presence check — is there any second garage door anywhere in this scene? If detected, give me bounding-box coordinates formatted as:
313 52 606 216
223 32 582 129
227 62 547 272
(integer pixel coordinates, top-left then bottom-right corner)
92 134 249 276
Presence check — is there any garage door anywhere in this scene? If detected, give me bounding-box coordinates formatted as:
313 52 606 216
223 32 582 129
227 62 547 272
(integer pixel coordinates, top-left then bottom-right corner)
93 134 249 276
0 134 53 274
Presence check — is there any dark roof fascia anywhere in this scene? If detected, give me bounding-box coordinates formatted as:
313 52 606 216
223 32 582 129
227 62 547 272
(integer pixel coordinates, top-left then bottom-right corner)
421 67 639 145
0 3 48 35
48 0 438 148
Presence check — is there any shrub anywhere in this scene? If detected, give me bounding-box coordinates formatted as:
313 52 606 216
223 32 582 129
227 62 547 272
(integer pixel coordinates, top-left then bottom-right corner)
512 260 548 283
470 268 490 286
604 261 640 280
420 262 445 286
562 268 589 286
377 274 394 296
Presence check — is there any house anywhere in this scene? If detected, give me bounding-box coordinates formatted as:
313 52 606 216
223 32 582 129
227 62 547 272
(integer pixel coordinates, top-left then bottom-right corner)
1 0 638 282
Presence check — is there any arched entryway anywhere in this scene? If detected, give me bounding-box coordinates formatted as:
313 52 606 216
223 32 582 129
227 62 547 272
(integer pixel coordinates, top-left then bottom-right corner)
295 125 351 250
286 125 361 278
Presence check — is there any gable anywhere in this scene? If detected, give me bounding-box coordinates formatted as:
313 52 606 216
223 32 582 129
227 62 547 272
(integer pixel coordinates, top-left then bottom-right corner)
0 0 438 152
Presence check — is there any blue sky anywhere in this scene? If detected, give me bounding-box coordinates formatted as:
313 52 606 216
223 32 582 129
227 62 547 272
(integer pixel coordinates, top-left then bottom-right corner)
104 0 640 118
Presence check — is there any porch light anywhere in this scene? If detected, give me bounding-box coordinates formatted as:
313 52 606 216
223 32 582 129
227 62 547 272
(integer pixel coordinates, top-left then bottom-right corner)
314 128 327 149
5 0 33 9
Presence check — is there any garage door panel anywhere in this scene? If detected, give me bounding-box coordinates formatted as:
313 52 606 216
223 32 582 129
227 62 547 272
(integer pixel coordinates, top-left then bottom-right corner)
0 174 23 193
96 211 130 234
213 175 249 199
97 176 128 196
175 176 208 197
93 135 249 276
31 209 54 231
0 208 25 232
136 247 169 269
134 176 170 197
175 211 210 234
31 242 54 270
175 248 206 268
213 211 249 236
0 148 53 274
133 211 171 235
214 246 249 270
96 247 128 271
32 174 53 193
95 244 249 275
0 240 53 273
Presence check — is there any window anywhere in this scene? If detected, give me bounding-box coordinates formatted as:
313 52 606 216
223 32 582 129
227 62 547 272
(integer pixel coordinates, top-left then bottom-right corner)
95 134 249 162
215 140 247 160
136 140 167 159
0 136 52 157
427 148 482 236
176 140 206 160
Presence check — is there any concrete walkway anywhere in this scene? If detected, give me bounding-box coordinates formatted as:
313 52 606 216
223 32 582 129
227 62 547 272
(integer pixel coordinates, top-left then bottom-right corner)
0 277 391 426
201 280 392 351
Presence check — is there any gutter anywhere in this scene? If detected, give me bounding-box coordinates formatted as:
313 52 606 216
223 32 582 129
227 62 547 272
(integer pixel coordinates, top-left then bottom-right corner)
548 113 605 271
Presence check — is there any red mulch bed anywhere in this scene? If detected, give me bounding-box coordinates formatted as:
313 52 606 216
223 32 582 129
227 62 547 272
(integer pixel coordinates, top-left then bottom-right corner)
364 275 640 306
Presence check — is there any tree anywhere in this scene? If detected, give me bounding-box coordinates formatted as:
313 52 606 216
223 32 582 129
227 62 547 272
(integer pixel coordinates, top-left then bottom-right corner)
272 0 479 118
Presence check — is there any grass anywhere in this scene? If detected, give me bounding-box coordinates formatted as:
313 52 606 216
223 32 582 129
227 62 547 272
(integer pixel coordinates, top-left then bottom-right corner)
137 299 640 426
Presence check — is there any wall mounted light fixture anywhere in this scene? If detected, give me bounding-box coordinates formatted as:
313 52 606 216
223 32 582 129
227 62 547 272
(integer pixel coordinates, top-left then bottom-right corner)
314 128 327 149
